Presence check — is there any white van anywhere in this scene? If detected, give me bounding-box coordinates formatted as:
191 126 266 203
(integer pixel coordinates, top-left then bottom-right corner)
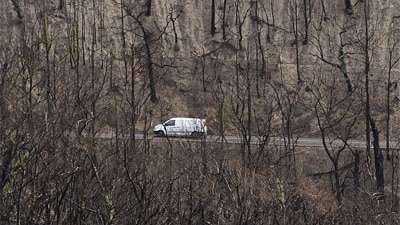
153 117 207 138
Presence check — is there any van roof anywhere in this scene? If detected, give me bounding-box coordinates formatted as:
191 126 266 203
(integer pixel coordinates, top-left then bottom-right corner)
169 117 205 120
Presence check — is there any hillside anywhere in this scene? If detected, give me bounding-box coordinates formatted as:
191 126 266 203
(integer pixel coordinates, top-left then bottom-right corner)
1 0 400 224
1 0 399 134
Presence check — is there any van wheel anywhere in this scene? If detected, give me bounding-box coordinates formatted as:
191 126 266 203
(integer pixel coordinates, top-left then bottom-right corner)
191 132 199 138
157 131 165 137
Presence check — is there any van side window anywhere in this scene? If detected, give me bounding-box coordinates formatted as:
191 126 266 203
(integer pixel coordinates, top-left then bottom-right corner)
164 120 175 126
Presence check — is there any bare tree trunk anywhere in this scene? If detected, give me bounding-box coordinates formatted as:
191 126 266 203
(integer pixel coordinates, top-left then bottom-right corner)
363 0 384 192
212 57 226 146
11 0 23 18
371 119 385 191
0 147 12 220
130 44 136 153
222 0 227 40
145 0 152 16
0 64 7 117
246 60 252 164
72 1 81 106
120 0 129 84
302 0 310 44
43 15 54 132
338 31 353 93
386 52 393 162
120 0 126 49
140 23 157 103
211 0 216 36
387 17 400 210
59 0 65 10
0 66 10 212
345 0 353 14
81 1 86 66
254 0 267 97
290 0 302 83
91 0 97 141
171 16 178 45
122 2 162 103
354 149 360 191
235 1 245 49
270 0 276 29
320 0 328 21
168 5 184 46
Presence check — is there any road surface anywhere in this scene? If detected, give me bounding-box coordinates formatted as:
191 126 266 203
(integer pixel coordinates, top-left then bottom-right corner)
94 132 400 150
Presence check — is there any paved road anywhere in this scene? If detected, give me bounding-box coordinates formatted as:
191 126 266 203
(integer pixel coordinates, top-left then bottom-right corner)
95 132 400 150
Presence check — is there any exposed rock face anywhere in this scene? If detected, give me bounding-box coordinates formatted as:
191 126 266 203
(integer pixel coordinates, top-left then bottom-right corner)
0 0 400 131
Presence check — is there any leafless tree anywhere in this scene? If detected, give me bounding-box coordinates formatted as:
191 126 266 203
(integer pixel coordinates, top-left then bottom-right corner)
308 70 361 202
121 1 158 103
361 0 385 192
312 27 353 93
386 16 400 210
166 3 185 49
